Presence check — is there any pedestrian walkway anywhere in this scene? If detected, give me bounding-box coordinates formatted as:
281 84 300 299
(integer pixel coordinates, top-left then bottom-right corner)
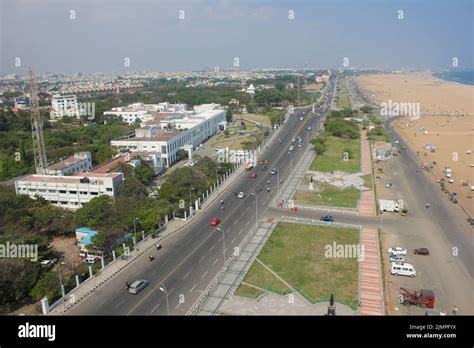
358 130 376 217
190 218 278 315
359 228 384 315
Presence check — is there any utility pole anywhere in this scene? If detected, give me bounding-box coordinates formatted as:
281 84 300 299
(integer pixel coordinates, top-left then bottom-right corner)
27 69 48 174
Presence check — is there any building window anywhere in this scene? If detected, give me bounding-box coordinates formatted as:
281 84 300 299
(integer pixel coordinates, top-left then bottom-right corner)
106 188 113 192
69 191 77 194
91 192 99 196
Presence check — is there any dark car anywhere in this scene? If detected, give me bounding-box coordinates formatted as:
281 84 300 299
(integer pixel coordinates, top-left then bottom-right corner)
467 218 474 225
414 248 430 256
320 215 334 222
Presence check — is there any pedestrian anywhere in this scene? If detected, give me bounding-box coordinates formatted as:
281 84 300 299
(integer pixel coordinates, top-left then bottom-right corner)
452 306 458 315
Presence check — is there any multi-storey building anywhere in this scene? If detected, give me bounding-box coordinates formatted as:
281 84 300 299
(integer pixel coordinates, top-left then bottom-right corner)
50 94 80 119
45 152 92 176
15 172 123 210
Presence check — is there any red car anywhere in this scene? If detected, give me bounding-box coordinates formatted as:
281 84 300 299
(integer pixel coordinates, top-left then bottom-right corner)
414 248 430 256
210 217 220 226
250 172 257 178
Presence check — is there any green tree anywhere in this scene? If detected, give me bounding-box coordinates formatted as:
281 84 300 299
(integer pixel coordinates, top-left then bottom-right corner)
134 162 155 185
0 259 39 313
117 176 148 199
30 271 61 302
75 195 115 229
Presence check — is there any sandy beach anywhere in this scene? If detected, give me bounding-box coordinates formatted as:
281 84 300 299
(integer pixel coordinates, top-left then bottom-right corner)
355 73 474 215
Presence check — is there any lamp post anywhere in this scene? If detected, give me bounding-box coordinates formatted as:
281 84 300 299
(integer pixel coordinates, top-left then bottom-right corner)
216 226 226 268
189 186 195 208
133 217 139 239
159 284 170 315
57 260 66 312
251 191 258 223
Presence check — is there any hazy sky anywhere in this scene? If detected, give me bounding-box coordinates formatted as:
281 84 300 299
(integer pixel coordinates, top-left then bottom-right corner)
1 0 473 74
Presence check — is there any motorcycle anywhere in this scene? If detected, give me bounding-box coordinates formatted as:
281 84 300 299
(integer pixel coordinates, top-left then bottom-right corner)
149 255 155 262
125 282 131 290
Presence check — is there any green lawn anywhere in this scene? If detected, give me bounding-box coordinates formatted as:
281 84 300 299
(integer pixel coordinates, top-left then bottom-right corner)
337 94 351 109
235 262 290 297
311 136 361 173
294 184 360 208
234 283 265 298
236 223 359 309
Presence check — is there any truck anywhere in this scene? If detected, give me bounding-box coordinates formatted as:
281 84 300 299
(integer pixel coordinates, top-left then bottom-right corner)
379 199 401 212
398 287 435 309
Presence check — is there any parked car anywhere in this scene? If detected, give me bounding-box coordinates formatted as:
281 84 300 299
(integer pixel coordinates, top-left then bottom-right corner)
83 256 99 264
320 215 334 222
289 145 294 151
400 209 408 216
210 217 220 226
259 159 269 165
389 254 405 263
270 168 277 175
250 172 257 179
388 247 407 256
41 258 58 269
391 262 416 277
128 279 149 294
237 192 246 199
414 248 430 256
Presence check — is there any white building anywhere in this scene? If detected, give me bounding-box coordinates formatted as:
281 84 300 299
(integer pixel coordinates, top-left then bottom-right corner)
50 94 80 119
15 172 123 210
245 84 255 94
46 152 92 176
111 107 226 167
104 102 187 125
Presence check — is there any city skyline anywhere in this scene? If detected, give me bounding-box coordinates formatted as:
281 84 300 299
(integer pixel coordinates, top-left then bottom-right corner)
1 0 473 74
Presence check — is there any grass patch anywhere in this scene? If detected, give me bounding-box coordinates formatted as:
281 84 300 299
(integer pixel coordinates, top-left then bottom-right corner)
239 222 359 309
236 261 291 296
361 174 373 189
294 184 360 208
311 136 361 173
337 94 351 109
234 283 265 299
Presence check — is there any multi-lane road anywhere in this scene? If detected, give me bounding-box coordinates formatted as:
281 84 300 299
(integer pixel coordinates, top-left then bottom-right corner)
67 82 335 315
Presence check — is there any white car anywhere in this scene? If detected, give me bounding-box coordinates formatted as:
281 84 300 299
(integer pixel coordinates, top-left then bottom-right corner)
395 140 399 144
388 247 407 256
237 192 246 199
307 126 311 130
289 145 294 151
297 143 302 147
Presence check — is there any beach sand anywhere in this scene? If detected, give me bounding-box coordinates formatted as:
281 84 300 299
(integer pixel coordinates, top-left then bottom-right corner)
355 73 474 215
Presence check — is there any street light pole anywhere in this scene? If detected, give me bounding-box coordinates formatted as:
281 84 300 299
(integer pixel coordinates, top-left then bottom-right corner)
189 186 195 208
217 226 226 268
251 191 258 223
159 284 170 315
58 260 65 312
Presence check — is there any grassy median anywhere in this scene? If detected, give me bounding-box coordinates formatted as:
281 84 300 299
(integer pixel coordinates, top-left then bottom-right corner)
310 136 361 173
235 222 359 309
294 184 360 208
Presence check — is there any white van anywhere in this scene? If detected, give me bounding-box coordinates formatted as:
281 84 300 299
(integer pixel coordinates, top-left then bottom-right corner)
390 262 416 277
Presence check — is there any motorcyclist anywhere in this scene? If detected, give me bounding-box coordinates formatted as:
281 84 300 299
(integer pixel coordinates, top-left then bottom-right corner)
426 203 430 208
149 255 155 261
267 180 270 185
220 199 224 204
266 187 270 192
125 281 130 289
156 243 161 250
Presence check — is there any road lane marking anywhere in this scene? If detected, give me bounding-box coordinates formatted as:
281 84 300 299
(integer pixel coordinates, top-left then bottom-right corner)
240 212 246 218
233 220 238 225
183 268 193 280
199 256 206 263
201 271 208 279
151 303 160 313
209 245 215 252
239 228 243 234
231 238 236 244
189 284 197 293
115 298 125 308
97 299 107 308
212 258 218 266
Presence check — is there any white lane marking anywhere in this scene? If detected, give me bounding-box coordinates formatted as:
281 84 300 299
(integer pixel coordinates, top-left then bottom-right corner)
189 284 197 293
183 268 193 280
239 228 243 235
233 220 238 225
151 303 160 313
240 212 246 218
231 238 236 244
218 237 223 242
175 303 181 309
201 271 208 279
97 299 107 308
199 255 206 263
209 245 215 252
212 258 218 266
169 288 175 295
114 298 125 308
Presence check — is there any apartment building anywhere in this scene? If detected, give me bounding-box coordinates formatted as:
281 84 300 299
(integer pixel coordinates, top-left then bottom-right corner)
50 94 80 119
15 172 123 210
104 102 187 125
45 152 92 176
